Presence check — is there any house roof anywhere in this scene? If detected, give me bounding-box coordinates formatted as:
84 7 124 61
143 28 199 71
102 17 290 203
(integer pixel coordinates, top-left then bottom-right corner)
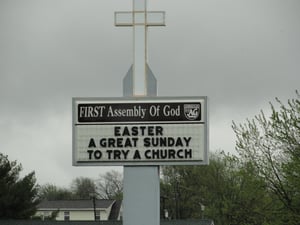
38 199 115 210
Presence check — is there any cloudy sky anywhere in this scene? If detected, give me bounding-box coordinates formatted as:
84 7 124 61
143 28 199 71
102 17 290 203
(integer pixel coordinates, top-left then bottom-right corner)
0 0 299 187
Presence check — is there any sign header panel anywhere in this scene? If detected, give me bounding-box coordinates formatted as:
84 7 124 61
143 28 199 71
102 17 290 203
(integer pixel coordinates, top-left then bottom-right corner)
72 97 208 166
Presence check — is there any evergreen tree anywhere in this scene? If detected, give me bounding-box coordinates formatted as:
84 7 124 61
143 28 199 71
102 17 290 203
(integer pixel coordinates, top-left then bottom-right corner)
0 153 39 219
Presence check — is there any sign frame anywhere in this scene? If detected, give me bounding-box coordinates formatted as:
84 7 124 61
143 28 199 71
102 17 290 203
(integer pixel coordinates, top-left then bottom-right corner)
72 96 208 166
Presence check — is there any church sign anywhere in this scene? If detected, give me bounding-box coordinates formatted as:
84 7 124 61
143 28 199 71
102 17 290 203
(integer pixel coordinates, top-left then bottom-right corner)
72 96 208 166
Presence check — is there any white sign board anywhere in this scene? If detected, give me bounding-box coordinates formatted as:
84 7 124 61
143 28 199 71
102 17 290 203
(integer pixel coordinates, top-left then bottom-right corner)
72 97 208 166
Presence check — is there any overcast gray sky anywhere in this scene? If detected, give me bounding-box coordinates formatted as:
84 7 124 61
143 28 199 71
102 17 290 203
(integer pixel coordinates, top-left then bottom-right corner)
0 0 299 187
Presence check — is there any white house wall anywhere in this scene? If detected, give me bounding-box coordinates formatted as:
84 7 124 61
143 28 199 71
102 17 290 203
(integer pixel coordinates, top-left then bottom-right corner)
57 210 109 221
36 209 109 221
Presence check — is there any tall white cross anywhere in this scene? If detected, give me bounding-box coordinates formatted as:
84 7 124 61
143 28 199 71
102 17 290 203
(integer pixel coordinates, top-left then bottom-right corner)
115 0 165 96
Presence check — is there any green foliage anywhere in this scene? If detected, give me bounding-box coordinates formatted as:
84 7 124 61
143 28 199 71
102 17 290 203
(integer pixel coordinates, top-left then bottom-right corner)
232 91 300 224
0 153 39 219
38 183 74 200
71 177 97 199
161 153 276 225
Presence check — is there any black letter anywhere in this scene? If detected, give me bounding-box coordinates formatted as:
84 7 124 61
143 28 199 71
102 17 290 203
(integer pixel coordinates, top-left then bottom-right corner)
133 150 141 159
106 150 113 159
123 126 130 136
143 137 150 147
185 149 192 158
94 150 102 159
131 126 138 136
87 150 93 159
156 126 163 136
88 138 96 148
114 127 121 136
145 150 151 159
140 126 146 135
169 149 176 159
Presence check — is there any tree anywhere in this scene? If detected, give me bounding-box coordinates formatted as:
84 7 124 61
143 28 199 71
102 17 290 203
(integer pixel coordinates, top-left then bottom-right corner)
97 170 123 200
71 177 97 199
232 91 300 224
161 153 276 225
38 184 74 200
0 153 39 219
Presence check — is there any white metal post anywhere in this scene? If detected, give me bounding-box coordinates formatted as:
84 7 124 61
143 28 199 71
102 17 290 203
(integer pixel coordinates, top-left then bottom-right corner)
116 0 165 225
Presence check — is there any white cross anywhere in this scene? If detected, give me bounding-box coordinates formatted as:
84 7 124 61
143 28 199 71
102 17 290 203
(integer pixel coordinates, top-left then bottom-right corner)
115 0 165 96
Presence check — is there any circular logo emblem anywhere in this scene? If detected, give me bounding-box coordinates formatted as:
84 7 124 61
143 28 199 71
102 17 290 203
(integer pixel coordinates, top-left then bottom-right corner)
184 104 200 120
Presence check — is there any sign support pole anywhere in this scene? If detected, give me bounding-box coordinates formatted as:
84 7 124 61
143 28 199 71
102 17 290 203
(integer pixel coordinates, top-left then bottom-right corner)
120 1 161 225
